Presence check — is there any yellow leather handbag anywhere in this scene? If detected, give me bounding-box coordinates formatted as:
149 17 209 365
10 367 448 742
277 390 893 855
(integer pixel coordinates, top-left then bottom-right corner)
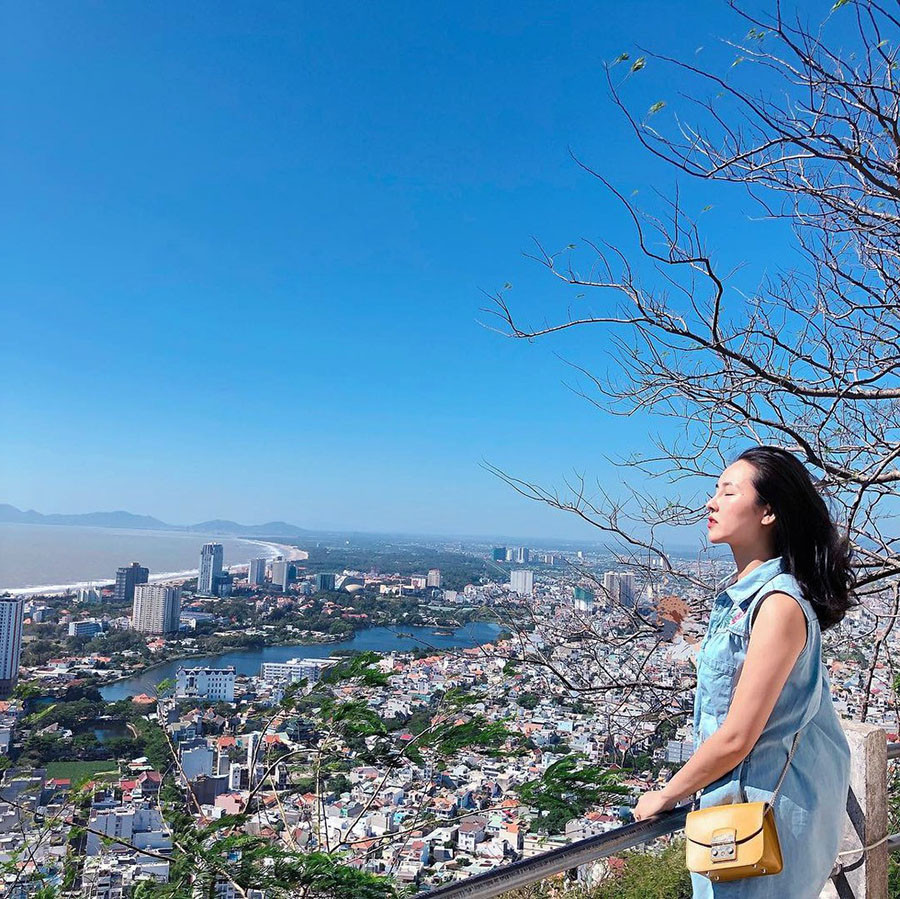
685 731 800 882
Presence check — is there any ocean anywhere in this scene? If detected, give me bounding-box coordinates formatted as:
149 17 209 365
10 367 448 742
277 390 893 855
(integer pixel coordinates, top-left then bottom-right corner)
0 523 284 594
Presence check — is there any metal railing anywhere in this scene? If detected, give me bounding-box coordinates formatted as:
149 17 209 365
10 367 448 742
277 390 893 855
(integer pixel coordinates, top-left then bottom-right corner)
425 807 688 899
424 739 900 899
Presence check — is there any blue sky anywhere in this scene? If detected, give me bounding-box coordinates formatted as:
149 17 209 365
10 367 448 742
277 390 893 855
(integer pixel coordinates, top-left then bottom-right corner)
1 1 820 540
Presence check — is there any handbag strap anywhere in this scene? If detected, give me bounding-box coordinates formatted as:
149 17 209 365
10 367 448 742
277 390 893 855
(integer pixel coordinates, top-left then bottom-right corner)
766 728 803 807
749 580 821 808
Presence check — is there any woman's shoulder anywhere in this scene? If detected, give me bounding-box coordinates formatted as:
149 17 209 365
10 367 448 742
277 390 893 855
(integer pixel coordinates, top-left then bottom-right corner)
756 570 804 601
751 572 816 625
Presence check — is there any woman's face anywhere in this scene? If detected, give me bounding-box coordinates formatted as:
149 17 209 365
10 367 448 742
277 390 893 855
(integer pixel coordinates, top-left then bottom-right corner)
706 460 774 547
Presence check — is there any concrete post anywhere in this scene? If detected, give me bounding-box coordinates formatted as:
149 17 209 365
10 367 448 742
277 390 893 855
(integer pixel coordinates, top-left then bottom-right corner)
820 721 888 899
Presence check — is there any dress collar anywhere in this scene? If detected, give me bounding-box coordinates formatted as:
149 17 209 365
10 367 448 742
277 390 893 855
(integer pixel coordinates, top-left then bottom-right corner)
721 556 784 607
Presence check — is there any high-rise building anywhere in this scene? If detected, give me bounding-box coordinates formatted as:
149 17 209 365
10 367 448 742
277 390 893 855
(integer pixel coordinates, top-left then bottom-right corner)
512 547 530 565
602 571 636 608
198 544 224 595
248 557 267 587
573 586 595 612
315 573 336 592
272 559 293 592
114 562 149 605
492 547 507 562
510 569 534 596
619 572 636 609
426 569 442 588
602 571 621 606
0 597 24 696
132 584 181 634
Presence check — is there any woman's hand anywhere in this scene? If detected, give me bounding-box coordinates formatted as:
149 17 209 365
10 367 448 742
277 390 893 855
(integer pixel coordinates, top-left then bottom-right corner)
632 789 678 821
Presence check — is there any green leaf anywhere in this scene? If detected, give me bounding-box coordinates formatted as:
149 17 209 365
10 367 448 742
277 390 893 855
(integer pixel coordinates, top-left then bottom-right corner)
630 56 646 73
732 56 745 67
648 101 666 115
516 756 629 831
832 0 852 8
612 52 630 65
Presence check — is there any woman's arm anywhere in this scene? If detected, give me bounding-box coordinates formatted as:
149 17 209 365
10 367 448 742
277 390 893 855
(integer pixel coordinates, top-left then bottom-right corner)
633 592 807 818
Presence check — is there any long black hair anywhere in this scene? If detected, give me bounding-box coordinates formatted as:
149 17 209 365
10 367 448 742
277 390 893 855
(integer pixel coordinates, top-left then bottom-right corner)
736 445 857 630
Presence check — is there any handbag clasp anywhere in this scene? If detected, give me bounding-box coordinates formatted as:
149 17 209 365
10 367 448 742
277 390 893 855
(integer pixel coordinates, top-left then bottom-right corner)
710 830 737 863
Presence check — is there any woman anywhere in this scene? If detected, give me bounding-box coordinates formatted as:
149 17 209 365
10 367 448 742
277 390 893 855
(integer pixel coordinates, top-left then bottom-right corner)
633 446 854 898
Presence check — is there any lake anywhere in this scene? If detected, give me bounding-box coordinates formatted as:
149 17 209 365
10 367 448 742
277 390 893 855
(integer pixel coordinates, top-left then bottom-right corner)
100 621 502 701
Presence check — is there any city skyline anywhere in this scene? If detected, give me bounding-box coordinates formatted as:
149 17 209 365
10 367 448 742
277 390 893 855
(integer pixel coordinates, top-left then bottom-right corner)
1 1 794 540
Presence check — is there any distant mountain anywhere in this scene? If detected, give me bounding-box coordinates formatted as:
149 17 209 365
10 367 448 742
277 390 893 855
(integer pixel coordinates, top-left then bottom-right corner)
0 505 170 530
187 519 307 537
0 504 305 537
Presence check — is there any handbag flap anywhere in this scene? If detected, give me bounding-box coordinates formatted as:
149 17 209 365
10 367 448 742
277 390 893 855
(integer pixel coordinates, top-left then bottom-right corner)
685 801 768 848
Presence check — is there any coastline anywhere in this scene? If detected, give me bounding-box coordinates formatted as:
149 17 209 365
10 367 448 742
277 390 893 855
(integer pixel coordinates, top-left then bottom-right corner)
1 539 306 597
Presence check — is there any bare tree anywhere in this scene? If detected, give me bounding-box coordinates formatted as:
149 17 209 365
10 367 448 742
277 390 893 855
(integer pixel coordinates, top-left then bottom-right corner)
485 0 900 725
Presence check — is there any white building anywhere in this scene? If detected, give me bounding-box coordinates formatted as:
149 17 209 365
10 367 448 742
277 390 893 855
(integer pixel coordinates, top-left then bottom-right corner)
175 666 235 702
180 745 215 782
179 611 215 630
510 569 534 597
0 598 24 696
86 804 171 858
271 558 292 592
132 584 181 634
259 657 341 685
198 543 224 595
426 569 442 588
68 618 103 638
77 586 101 604
248 557 267 587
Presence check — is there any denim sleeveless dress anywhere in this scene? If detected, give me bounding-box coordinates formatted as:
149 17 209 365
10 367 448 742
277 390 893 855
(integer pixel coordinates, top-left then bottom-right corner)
690 556 850 898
